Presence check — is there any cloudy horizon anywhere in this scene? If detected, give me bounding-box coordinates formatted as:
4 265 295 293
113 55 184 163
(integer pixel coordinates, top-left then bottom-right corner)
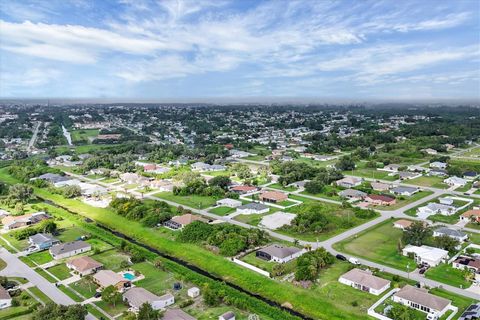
1 0 479 100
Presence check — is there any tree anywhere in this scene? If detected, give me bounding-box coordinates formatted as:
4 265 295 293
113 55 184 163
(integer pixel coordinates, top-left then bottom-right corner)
387 303 417 320
8 184 33 203
304 179 325 194
402 221 431 246
62 185 82 198
102 285 122 307
208 175 231 190
137 303 159 320
32 303 87 320
336 156 355 171
38 220 57 234
434 235 459 252
203 284 221 306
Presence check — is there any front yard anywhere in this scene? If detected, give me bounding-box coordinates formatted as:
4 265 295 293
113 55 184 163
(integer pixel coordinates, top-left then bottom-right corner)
425 263 471 288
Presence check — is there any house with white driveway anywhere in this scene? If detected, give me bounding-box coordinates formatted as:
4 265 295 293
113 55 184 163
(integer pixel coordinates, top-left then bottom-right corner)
433 227 468 243
393 285 451 319
444 176 468 187
402 245 448 267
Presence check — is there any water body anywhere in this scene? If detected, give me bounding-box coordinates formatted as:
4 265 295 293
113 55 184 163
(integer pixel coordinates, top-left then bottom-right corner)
62 125 72 146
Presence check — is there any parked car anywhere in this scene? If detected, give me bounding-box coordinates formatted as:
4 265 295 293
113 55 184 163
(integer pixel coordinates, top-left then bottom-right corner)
94 292 101 298
348 257 360 265
335 254 347 261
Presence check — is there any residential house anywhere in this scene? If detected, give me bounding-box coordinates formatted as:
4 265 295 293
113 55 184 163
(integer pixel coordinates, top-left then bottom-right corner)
390 186 419 197
460 210 480 223
429 169 448 177
393 285 451 318
338 189 367 201
393 219 414 230
0 286 11 310
119 172 148 185
164 214 207 230
338 268 390 295
430 162 447 170
28 233 60 251
433 227 468 243
0 209 10 219
444 176 468 187
187 287 200 298
50 240 91 260
219 311 235 320
163 309 196 320
143 164 170 174
365 194 396 206
36 173 72 187
67 256 103 276
93 270 130 291
398 171 422 180
417 203 456 217
2 212 49 230
402 245 448 267
236 203 270 215
256 244 303 263
459 303 480 320
424 148 438 155
463 171 478 180
123 287 174 311
380 164 401 173
371 182 390 192
230 185 258 194
452 256 480 273
216 198 242 208
336 177 363 188
259 191 288 204
288 180 308 189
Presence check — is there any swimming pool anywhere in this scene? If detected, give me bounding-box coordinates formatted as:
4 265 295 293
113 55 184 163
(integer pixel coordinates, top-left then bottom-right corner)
123 272 135 281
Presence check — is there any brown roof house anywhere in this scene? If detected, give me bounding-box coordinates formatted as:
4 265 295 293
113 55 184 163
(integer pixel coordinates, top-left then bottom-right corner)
123 287 174 311
67 256 103 276
164 214 207 230
393 219 414 230
2 212 49 230
93 270 130 291
259 191 288 204
338 268 390 295
365 194 396 206
393 285 451 318
461 210 480 223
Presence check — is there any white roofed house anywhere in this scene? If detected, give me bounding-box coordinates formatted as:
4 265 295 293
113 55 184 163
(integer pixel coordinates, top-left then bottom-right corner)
444 176 468 187
430 162 447 170
216 198 242 208
335 177 363 188
380 164 401 173
417 203 456 217
393 285 451 319
402 245 448 267
123 287 174 312
338 268 390 295
390 186 419 197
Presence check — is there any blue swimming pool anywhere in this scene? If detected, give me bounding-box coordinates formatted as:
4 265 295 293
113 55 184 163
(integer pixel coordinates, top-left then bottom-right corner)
123 272 135 281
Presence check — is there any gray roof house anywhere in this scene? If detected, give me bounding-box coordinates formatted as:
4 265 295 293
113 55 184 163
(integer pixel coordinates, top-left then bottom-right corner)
236 203 270 215
28 233 60 251
338 189 367 200
433 227 468 242
390 186 419 196
219 311 235 320
393 285 451 318
163 309 196 320
256 244 303 263
123 287 174 311
50 240 91 260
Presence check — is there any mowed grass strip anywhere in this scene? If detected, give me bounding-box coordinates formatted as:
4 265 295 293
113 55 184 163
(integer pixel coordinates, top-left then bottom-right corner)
333 219 412 271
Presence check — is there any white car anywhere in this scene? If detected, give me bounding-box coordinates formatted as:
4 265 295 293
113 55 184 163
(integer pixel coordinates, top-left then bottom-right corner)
348 257 360 265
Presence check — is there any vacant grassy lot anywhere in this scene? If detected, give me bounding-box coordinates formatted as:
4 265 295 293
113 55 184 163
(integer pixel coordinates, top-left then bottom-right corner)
47 263 72 280
300 185 343 201
91 249 130 271
70 129 99 143
209 206 236 216
131 262 178 295
153 192 219 209
333 219 412 271
425 263 471 288
405 176 448 188
70 277 98 298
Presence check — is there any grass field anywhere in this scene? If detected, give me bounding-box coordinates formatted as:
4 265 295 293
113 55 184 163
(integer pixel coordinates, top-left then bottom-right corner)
131 262 178 295
376 190 434 211
405 176 448 188
28 286 53 304
59 285 83 302
209 206 236 216
0 167 381 320
26 251 53 266
70 277 98 298
70 129 99 143
91 249 130 271
425 263 471 288
153 192 219 209
94 300 128 317
46 263 72 280
300 185 342 201
333 219 413 271
34 267 57 283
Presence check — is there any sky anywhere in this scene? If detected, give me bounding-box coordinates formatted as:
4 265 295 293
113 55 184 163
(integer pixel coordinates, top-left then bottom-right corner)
0 0 479 101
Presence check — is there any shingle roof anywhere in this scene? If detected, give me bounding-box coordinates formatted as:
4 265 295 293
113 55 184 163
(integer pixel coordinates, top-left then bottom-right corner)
238 202 269 210
340 268 390 290
163 309 196 320
67 256 103 273
394 285 451 312
123 287 161 309
29 233 57 245
50 240 90 256
434 227 467 238
0 285 10 300
258 244 301 259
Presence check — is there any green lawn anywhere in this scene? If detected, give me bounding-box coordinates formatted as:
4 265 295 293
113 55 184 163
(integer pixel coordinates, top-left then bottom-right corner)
343 167 396 181
425 263 471 288
70 277 98 298
131 262 178 295
94 300 128 317
153 192 219 209
46 263 72 280
26 251 53 266
28 286 53 304
70 129 99 143
0 291 38 319
0 168 376 320
57 226 87 242
91 249 130 271
86 237 113 252
34 268 57 283
58 285 83 302
278 200 297 207
209 206 236 216
0 258 6 271
86 304 106 320
300 184 343 201
430 288 476 320
405 176 448 188
333 219 413 271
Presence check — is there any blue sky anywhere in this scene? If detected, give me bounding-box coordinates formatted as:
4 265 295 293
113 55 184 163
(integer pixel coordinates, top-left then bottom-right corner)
0 0 479 100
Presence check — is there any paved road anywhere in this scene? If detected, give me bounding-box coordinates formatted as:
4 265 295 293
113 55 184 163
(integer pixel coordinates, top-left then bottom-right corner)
0 248 75 305
27 122 41 151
